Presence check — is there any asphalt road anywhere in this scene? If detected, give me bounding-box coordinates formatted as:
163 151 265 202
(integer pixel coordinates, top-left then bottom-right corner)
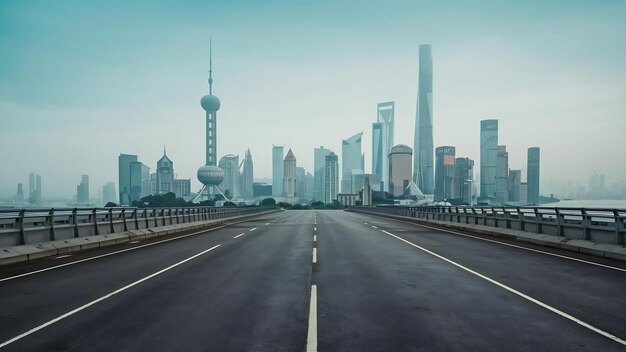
0 210 625 351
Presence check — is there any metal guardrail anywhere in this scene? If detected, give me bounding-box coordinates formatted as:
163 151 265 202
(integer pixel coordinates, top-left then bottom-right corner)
350 205 626 245
0 206 276 248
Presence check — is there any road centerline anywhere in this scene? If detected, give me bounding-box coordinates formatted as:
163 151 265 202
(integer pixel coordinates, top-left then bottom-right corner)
306 285 318 352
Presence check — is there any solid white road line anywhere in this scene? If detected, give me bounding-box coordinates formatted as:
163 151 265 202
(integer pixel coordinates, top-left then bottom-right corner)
380 230 626 347
233 233 245 239
373 216 626 273
0 226 226 283
249 227 257 232
0 244 222 349
306 285 318 352
312 248 317 263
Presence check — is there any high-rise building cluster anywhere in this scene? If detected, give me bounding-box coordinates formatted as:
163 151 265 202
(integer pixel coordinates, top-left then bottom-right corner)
118 150 192 205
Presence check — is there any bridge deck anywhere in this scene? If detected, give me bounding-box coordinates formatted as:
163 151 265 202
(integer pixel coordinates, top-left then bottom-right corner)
0 210 624 351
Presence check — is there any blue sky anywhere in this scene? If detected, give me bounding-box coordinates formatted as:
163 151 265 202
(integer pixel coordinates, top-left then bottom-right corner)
1 0 625 198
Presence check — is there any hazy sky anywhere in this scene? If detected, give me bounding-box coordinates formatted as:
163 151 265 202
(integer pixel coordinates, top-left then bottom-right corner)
1 0 625 198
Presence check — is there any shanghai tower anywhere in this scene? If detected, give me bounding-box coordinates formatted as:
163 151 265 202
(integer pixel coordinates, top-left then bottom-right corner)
413 44 434 194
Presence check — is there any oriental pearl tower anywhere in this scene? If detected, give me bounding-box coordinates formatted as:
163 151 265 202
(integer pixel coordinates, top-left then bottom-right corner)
193 40 224 202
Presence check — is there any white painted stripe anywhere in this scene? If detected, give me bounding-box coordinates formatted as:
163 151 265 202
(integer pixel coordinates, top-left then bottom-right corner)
264 223 270 225
371 225 378 229
249 227 257 232
54 255 72 259
314 235 317 242
363 222 368 225
314 227 317 231
306 285 318 352
312 248 317 263
373 216 626 273
0 226 226 283
380 230 626 346
233 233 245 239
0 244 222 349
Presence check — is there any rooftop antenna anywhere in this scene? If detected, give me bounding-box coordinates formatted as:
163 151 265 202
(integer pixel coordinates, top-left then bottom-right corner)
209 37 213 94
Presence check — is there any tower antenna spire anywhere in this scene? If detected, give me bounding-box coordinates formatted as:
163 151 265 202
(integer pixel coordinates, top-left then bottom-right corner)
209 37 213 94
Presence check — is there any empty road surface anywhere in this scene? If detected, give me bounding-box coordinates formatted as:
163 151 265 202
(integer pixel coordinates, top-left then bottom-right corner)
1 210 625 351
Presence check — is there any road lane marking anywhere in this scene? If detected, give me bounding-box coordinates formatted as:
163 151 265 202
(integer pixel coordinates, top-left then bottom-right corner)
369 215 626 273
233 233 245 239
264 223 270 225
54 255 72 259
0 244 222 349
249 227 257 232
380 229 626 347
306 285 318 352
314 235 317 242
364 222 368 225
371 225 378 229
128 240 141 244
0 226 226 283
312 248 317 263
314 227 317 231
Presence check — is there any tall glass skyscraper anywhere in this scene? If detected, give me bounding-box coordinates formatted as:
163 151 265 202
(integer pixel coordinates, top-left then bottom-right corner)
527 147 541 204
313 146 331 201
480 119 498 202
413 44 434 195
240 148 254 200
434 146 455 202
496 145 509 203
272 145 284 197
324 152 339 203
372 102 394 192
341 132 364 193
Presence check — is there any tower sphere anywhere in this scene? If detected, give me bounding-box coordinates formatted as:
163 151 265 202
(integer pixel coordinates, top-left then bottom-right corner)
201 94 221 111
197 165 224 186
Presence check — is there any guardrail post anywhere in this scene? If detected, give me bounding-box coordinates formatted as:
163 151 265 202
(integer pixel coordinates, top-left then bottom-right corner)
108 208 114 234
581 209 591 240
175 208 180 224
534 208 543 234
518 207 525 231
92 208 99 236
72 208 79 238
18 209 26 245
491 207 498 228
133 208 139 230
555 208 564 237
482 208 487 226
614 210 624 245
504 207 511 229
122 209 128 232
47 208 56 241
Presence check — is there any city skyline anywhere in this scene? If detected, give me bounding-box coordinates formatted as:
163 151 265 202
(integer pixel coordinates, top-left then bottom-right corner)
2 1 626 198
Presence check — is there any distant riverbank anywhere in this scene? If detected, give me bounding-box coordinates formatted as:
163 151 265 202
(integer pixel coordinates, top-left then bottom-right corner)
542 199 626 208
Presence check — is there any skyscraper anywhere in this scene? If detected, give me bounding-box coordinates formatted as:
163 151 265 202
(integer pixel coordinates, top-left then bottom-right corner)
372 102 394 192
434 146 455 202
129 161 148 203
102 182 116 205
283 149 297 198
324 152 339 203
313 146 331 201
14 183 24 204
196 40 224 201
118 154 138 205
413 44 434 195
219 154 240 199
479 119 498 203
28 172 42 205
527 147 541 204
508 169 521 202
157 150 174 194
496 145 509 203
240 148 254 200
341 132 364 193
453 157 474 205
388 144 413 197
76 175 89 204
296 167 306 201
272 145 284 197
